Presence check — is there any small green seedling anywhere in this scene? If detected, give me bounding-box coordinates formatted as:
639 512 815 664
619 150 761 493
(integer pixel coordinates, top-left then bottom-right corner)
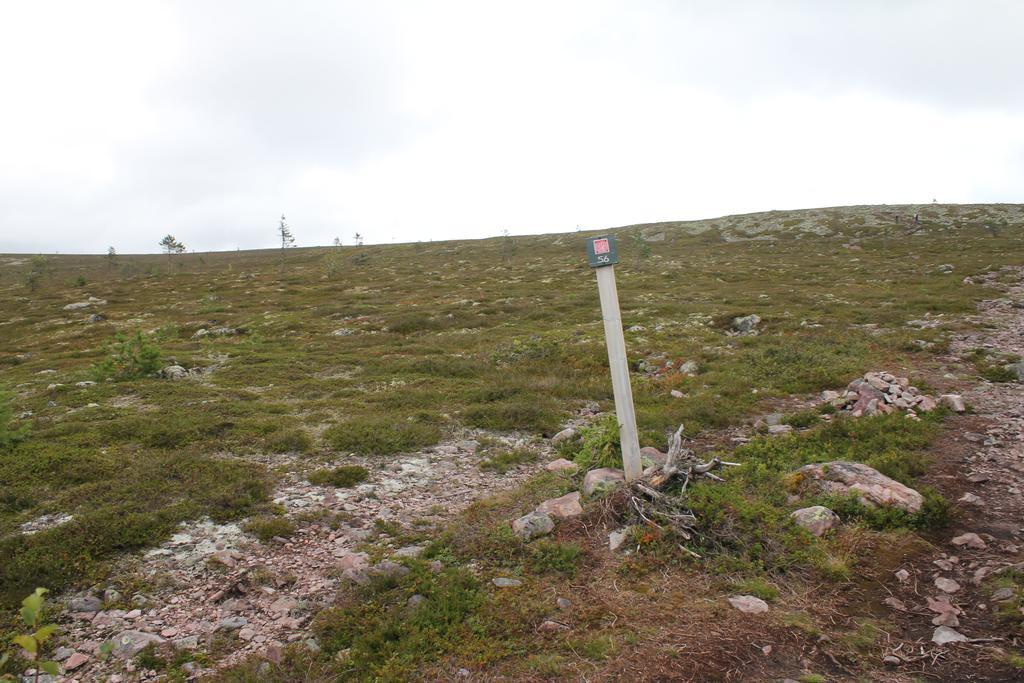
1 588 60 682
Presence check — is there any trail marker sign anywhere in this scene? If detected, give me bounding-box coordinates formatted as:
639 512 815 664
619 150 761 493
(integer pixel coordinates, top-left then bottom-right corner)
586 236 619 268
585 235 642 481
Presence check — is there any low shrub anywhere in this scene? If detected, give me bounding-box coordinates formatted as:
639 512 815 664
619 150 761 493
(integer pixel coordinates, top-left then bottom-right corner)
265 429 312 454
324 416 441 455
308 465 369 488
243 516 296 543
572 415 621 470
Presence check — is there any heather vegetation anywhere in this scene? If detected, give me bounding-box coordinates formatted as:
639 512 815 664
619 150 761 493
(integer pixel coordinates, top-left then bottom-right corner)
1 203 1023 679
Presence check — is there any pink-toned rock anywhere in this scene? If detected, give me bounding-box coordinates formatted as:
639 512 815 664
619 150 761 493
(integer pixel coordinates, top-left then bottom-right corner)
536 492 583 519
640 447 667 466
934 577 961 594
727 595 769 614
797 461 923 513
269 596 299 615
582 468 625 497
159 627 178 638
917 396 939 412
336 552 370 572
545 458 578 472
952 532 986 550
64 652 89 671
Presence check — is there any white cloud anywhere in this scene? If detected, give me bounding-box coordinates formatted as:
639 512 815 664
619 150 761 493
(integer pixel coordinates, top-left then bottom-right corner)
1 0 1021 252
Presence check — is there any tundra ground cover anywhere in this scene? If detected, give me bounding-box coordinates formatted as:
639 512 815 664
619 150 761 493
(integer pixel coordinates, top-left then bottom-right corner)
0 204 1022 679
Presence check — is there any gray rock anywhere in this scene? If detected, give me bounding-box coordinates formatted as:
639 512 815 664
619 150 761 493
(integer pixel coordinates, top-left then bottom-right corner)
545 458 578 472
551 427 576 445
931 625 968 644
790 506 840 537
608 529 629 551
393 545 425 558
372 560 411 579
407 594 425 608
731 314 762 334
159 365 189 380
69 595 102 613
678 360 699 375
86 313 106 323
52 647 75 662
492 577 522 588
172 636 200 650
582 468 625 497
218 616 248 631
511 511 554 540
111 630 165 659
764 413 784 426
796 461 924 512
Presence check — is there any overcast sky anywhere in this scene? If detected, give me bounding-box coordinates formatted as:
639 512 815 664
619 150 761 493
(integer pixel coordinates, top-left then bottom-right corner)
1 1 1022 254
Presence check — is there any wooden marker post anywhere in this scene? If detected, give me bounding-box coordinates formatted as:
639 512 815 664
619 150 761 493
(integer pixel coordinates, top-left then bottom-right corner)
586 235 642 482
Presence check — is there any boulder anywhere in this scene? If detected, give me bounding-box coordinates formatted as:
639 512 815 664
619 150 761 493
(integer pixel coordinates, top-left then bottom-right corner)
938 394 966 412
511 511 554 540
796 461 923 513
582 468 625 497
111 630 165 659
727 595 769 614
492 577 522 588
536 492 583 519
545 458 578 472
790 506 840 537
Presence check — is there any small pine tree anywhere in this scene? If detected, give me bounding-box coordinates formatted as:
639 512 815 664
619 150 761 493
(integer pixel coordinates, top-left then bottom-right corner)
333 236 342 247
24 255 48 291
278 215 295 272
159 235 185 267
353 232 364 246
630 229 652 270
106 246 117 269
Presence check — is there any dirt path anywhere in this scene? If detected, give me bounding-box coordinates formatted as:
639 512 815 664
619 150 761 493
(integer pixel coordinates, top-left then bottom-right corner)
848 266 1024 681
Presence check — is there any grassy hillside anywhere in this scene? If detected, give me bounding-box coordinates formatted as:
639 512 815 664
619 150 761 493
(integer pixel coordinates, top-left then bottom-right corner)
0 203 1022 678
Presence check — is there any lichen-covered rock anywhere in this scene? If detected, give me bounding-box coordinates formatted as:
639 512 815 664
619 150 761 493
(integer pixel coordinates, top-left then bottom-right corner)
582 468 625 497
790 505 840 537
796 461 923 512
727 595 769 614
511 511 554 540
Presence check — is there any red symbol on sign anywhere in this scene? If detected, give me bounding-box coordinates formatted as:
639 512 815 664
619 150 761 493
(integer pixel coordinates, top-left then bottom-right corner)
593 238 610 255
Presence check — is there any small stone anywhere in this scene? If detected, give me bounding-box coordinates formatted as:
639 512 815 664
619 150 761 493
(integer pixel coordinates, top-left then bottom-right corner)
790 506 840 537
952 532 986 550
69 595 102 613
538 620 568 632
159 627 178 638
218 616 248 631
394 544 425 558
884 597 907 611
64 652 89 671
545 458 578 472
52 647 74 662
511 511 554 541
883 655 901 667
582 468 625 497
727 595 769 614
551 428 576 445
958 493 984 506
111 630 165 659
556 597 572 610
670 389 684 399
938 394 966 412
407 594 425 608
931 611 960 627
337 552 371 571
492 577 522 588
991 587 1015 602
932 626 968 644
239 628 256 641
536 492 583 519
895 568 910 583
934 577 961 594
608 529 628 552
